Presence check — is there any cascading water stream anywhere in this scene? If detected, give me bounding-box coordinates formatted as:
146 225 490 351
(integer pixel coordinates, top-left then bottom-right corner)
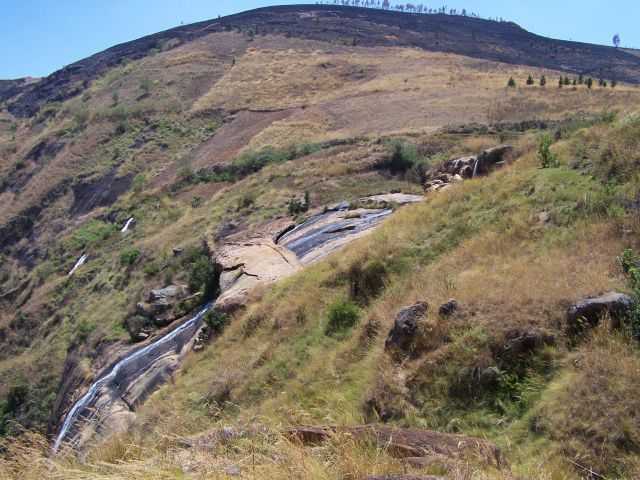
52 304 211 452
67 254 88 277
121 217 135 233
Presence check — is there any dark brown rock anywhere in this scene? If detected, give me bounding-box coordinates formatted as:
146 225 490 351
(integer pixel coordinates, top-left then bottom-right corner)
385 302 429 358
438 299 459 317
492 327 555 366
566 291 634 335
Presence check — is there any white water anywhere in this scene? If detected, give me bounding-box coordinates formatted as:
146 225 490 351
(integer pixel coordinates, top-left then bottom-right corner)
52 304 211 452
121 217 134 233
67 254 88 277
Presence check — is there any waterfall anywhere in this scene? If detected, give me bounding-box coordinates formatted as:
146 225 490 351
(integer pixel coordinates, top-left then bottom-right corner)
52 304 211 452
67 254 88 277
121 217 134 233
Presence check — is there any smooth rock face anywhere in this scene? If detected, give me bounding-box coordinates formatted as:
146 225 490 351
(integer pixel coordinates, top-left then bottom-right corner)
277 206 393 264
214 240 301 312
385 302 429 357
566 291 634 335
360 193 425 207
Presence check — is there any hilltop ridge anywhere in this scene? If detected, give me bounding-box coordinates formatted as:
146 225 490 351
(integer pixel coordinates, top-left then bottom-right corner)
4 4 640 116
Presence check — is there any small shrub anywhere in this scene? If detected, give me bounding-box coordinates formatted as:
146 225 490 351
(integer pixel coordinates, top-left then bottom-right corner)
132 173 146 193
347 260 388 305
191 196 203 209
204 310 229 335
67 220 117 251
120 248 141 266
75 318 96 342
377 140 418 174
325 299 361 336
540 75 546 87
526 75 534 85
507 77 516 88
237 193 255 211
537 134 558 168
139 77 153 95
619 249 640 338
143 260 162 277
242 312 265 338
185 247 218 301
288 194 309 216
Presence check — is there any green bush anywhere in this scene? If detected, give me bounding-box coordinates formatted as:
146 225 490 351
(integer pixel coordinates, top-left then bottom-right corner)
347 260 388 305
120 248 141 266
325 299 361 336
537 134 558 168
184 247 218 301
288 192 310 216
507 77 516 88
377 140 419 174
204 310 229 334
619 249 640 338
67 220 117 251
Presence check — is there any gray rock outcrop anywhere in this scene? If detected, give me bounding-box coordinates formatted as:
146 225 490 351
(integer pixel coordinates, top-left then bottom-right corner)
385 302 429 358
566 291 634 335
424 145 513 193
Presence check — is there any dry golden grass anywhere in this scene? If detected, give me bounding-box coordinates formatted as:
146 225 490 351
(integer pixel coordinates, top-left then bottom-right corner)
533 327 640 479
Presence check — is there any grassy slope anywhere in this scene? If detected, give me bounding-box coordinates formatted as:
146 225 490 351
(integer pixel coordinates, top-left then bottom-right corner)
2 28 640 480
4 113 640 478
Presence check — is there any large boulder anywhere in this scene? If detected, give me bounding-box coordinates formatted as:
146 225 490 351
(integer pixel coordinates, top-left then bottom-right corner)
149 284 187 302
473 145 514 176
424 145 513 191
133 284 197 333
566 292 634 335
385 302 429 359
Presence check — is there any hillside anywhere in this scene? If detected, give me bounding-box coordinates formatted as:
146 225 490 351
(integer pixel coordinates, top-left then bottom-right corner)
4 4 640 117
2 4 640 480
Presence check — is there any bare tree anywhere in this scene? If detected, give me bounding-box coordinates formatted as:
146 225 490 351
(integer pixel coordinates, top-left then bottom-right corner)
613 34 621 48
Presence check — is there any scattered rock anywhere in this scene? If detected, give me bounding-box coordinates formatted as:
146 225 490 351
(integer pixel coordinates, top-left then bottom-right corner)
133 285 199 331
492 328 555 366
438 299 459 317
566 291 634 335
360 193 425 208
385 302 429 358
450 366 501 399
538 211 551 224
172 247 184 257
150 285 187 302
124 315 152 342
424 145 513 193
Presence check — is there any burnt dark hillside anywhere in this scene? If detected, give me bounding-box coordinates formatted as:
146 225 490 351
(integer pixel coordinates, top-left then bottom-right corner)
3 4 640 117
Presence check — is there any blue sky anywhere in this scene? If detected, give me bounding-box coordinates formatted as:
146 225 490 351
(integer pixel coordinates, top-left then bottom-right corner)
1 1 638 79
